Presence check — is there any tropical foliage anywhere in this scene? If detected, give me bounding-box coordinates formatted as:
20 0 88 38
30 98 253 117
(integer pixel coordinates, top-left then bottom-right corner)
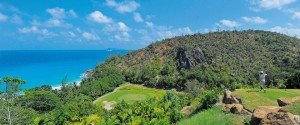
1 30 300 124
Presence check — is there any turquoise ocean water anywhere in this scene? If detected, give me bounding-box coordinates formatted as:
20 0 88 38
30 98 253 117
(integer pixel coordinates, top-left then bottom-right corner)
0 50 127 89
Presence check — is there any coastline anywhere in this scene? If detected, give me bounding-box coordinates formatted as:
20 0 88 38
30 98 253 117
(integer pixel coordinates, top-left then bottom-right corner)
1 50 127 90
51 69 92 90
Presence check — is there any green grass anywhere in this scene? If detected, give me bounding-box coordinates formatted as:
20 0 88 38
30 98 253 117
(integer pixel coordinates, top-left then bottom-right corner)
177 106 248 125
94 84 166 107
232 89 300 111
287 100 300 115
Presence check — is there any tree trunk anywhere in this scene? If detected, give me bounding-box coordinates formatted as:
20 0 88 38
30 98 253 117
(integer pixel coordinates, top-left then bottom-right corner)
7 106 12 125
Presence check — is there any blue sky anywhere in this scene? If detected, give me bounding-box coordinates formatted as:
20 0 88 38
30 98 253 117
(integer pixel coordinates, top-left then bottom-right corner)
0 0 300 50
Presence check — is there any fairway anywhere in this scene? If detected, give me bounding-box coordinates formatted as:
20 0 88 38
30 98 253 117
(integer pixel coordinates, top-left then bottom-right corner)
94 84 166 108
232 89 300 111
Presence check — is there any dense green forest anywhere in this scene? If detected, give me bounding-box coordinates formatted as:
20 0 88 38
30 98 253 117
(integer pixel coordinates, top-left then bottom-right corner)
0 30 300 124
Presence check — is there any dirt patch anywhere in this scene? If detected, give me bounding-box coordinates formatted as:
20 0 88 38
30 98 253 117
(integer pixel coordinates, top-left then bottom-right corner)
103 101 116 110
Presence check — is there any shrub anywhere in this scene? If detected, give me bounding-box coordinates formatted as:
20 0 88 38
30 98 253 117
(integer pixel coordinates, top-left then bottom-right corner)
158 75 177 88
197 90 219 111
145 78 158 87
18 90 61 112
161 91 180 109
161 63 175 76
286 72 300 89
229 82 242 91
184 80 204 95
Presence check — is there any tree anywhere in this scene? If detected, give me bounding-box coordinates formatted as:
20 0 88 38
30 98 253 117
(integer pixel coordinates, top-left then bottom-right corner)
18 89 61 112
286 72 300 89
196 90 218 112
60 75 69 103
1 76 25 125
53 94 96 124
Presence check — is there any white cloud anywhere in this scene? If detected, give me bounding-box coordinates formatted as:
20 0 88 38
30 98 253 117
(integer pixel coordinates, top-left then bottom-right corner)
133 12 143 22
10 15 23 24
46 18 72 27
203 28 218 33
40 29 53 36
61 31 76 39
46 7 66 19
114 32 130 41
117 22 130 32
157 27 193 39
19 26 39 33
45 7 76 27
68 9 78 18
292 11 300 19
82 32 100 41
257 0 296 9
242 16 267 24
106 0 140 13
146 21 154 28
46 19 62 26
59 31 78 41
88 11 113 24
18 26 54 36
287 23 294 27
46 7 77 18
68 31 76 37
269 26 300 38
136 24 194 45
219 19 239 28
103 22 130 32
103 22 131 41
0 12 8 22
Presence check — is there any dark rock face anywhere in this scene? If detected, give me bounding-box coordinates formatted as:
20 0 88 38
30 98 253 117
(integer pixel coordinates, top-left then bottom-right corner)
193 46 206 65
177 48 191 69
177 46 206 69
277 98 293 107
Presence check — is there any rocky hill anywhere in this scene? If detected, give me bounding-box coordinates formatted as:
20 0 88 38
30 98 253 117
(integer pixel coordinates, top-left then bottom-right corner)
85 30 300 95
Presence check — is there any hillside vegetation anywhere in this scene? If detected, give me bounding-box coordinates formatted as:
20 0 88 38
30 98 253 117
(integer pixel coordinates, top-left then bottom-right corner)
1 30 300 124
87 30 300 96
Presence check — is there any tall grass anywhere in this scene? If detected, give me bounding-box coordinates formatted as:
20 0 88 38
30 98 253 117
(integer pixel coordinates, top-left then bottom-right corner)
177 106 233 125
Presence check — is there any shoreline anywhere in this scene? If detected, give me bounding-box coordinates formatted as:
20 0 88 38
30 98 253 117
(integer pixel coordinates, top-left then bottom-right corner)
51 69 92 90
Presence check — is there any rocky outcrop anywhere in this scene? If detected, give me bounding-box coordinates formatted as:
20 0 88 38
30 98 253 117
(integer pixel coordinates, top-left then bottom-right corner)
193 46 206 65
230 104 244 114
250 106 282 125
177 46 206 69
222 90 247 115
223 90 240 104
260 112 297 125
277 98 293 107
249 96 300 125
277 96 300 107
177 47 192 69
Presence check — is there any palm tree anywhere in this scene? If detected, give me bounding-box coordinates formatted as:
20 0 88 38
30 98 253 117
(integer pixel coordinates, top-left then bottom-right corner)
1 76 25 125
